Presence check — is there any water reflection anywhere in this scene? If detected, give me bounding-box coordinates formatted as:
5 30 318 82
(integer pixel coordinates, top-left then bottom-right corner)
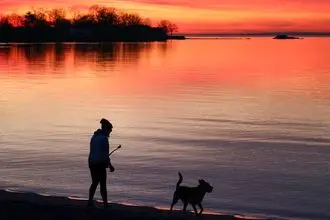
0 42 170 75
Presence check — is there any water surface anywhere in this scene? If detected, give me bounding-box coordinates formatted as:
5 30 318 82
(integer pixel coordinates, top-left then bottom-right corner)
1 38 330 219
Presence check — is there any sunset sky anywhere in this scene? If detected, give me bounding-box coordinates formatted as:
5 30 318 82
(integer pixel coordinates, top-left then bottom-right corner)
1 0 330 33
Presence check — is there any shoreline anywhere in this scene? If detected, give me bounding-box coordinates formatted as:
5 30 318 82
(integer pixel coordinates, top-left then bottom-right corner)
0 35 186 43
0 189 268 220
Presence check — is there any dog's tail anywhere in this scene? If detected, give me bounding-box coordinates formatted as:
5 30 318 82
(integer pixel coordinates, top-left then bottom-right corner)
176 172 183 189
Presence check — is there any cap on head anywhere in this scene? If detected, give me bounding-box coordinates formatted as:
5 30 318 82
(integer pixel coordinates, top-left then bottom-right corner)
100 118 113 130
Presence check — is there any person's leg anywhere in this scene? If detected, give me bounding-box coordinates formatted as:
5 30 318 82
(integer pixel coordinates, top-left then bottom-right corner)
88 166 100 205
99 167 108 208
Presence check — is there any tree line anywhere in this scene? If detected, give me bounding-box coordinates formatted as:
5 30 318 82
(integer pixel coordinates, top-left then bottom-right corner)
0 5 178 42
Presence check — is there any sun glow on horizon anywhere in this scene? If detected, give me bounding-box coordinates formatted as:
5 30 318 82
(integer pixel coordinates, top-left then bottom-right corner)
1 0 330 33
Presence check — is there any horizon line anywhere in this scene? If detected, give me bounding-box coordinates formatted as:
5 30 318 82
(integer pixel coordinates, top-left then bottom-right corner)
179 31 330 36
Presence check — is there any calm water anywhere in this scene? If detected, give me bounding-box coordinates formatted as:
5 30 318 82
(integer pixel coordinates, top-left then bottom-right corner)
1 39 330 219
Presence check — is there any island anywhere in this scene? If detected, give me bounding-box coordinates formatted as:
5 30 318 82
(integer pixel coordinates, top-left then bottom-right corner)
273 34 303 39
0 5 184 42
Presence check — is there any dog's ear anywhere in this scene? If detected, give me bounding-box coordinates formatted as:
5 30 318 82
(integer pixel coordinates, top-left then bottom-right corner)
199 179 203 184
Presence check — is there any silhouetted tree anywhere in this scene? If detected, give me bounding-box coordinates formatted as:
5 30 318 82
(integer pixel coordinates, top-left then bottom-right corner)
88 5 100 19
0 15 12 41
143 18 152 26
33 8 49 27
0 5 173 42
24 11 48 28
93 6 120 25
24 12 38 28
158 20 178 35
68 7 81 22
47 8 70 28
8 13 24 27
0 15 12 28
73 14 95 28
120 12 143 26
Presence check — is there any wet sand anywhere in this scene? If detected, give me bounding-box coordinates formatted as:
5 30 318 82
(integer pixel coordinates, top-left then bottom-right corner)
0 190 261 220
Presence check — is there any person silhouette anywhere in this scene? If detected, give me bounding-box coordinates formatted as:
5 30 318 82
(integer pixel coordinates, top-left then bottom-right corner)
88 118 115 208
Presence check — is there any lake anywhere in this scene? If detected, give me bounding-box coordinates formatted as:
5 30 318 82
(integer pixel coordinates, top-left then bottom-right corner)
1 38 330 219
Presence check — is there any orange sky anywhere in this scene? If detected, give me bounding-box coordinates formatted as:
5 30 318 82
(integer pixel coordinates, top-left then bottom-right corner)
1 0 330 33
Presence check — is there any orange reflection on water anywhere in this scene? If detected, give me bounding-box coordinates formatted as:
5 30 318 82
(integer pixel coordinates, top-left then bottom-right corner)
0 39 330 100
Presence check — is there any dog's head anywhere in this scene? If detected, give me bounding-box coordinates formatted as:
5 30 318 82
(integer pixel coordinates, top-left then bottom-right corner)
198 179 213 193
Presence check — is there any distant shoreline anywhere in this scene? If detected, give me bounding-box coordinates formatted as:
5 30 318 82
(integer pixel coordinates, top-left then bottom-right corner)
1 33 330 44
182 33 330 38
0 27 172 43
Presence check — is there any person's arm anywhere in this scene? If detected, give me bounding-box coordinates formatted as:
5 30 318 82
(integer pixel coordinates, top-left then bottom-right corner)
106 137 115 172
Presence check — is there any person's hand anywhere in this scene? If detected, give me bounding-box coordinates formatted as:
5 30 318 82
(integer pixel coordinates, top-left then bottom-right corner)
109 164 115 172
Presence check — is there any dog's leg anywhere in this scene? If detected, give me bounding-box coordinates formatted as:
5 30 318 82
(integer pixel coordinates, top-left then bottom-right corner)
198 203 204 215
192 204 198 215
183 202 188 212
170 194 179 211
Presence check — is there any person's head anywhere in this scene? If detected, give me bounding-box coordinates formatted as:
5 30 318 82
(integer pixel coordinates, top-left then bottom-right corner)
100 118 113 136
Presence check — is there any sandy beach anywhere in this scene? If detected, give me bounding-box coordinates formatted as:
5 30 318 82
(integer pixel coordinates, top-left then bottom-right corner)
0 189 263 220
